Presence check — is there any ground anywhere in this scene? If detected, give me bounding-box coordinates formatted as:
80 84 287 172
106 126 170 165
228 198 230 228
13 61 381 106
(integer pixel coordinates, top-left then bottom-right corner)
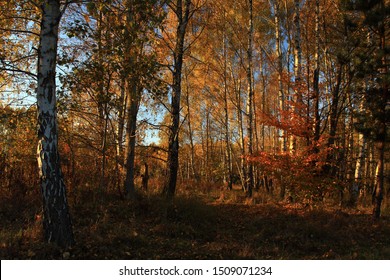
1 188 390 259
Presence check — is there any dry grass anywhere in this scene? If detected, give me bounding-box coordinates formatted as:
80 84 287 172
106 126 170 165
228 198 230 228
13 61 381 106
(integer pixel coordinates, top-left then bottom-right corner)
1 186 389 259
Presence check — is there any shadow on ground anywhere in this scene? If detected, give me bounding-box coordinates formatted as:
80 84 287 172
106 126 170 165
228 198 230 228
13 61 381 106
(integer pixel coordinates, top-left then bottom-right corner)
1 190 389 259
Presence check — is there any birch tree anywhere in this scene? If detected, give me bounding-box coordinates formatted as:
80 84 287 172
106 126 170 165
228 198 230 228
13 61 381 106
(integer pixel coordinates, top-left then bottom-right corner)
222 31 233 190
312 0 321 147
290 0 302 153
272 0 287 153
245 0 254 197
351 100 367 206
36 0 74 247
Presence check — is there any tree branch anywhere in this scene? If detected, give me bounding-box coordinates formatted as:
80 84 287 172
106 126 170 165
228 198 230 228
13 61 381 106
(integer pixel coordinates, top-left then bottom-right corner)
0 28 39 37
0 67 37 79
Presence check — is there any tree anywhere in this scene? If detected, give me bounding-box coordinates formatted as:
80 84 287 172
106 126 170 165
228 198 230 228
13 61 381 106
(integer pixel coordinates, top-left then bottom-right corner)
59 0 165 197
351 97 367 206
36 0 74 247
162 0 192 200
289 0 302 153
312 0 321 148
0 0 39 99
341 0 389 217
122 0 164 198
245 0 254 197
272 0 287 154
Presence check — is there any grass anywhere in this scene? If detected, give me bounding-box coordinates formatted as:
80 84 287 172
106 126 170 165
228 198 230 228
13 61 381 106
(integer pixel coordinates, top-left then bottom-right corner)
0 186 389 259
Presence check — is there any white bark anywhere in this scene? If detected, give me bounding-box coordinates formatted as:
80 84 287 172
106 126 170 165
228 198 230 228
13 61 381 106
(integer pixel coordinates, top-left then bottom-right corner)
37 0 74 247
290 0 302 154
273 0 286 153
352 130 366 205
246 0 254 197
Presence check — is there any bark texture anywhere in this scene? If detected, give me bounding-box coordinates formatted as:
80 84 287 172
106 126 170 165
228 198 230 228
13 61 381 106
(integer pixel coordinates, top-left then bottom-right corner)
37 0 74 248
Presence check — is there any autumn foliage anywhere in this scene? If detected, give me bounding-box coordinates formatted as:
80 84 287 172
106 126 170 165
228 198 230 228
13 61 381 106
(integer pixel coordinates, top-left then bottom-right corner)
0 0 389 257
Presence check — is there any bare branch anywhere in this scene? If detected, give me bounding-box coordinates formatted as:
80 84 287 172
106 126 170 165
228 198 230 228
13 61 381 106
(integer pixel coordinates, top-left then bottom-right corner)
0 67 37 79
137 144 168 154
0 28 39 37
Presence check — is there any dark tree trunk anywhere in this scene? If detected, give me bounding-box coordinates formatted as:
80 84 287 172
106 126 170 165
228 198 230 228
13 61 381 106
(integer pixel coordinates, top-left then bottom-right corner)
324 64 343 175
124 82 139 198
372 16 388 219
163 0 191 200
373 131 385 219
37 0 74 248
142 162 149 190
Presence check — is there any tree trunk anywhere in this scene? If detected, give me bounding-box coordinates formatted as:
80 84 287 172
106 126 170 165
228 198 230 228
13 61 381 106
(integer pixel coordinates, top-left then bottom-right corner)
373 136 385 219
313 0 321 147
372 11 388 219
273 0 286 199
260 51 267 151
142 162 149 190
204 109 211 182
273 0 287 153
117 77 126 162
124 81 139 198
325 64 343 175
163 0 191 200
245 0 254 197
95 7 109 192
100 103 109 191
351 128 366 206
184 76 199 181
223 79 233 190
222 24 233 190
122 0 144 199
290 0 302 154
236 80 247 192
115 77 127 196
37 0 74 248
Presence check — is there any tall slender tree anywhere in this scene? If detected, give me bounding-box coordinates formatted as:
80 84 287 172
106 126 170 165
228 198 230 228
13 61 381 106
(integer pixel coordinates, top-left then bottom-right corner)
290 0 302 154
273 0 287 153
245 0 254 197
36 0 74 247
163 0 192 199
313 0 321 147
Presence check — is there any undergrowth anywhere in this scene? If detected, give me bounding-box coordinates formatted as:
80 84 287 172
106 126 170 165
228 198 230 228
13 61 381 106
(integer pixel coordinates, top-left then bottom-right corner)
1 186 390 259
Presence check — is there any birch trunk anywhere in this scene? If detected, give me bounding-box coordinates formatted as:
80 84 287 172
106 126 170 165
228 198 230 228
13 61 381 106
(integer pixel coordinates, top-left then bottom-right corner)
351 127 366 206
222 20 233 190
373 137 385 219
273 0 286 153
96 8 108 191
245 0 254 197
313 0 321 146
237 80 247 192
117 78 126 159
37 0 74 248
290 0 302 154
184 78 198 181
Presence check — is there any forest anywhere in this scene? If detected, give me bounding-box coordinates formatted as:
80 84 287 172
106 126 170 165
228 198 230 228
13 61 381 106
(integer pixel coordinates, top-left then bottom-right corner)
0 0 389 259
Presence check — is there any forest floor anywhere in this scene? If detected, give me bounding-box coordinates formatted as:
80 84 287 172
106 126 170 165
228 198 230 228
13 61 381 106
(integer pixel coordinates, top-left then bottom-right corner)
1 187 390 259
